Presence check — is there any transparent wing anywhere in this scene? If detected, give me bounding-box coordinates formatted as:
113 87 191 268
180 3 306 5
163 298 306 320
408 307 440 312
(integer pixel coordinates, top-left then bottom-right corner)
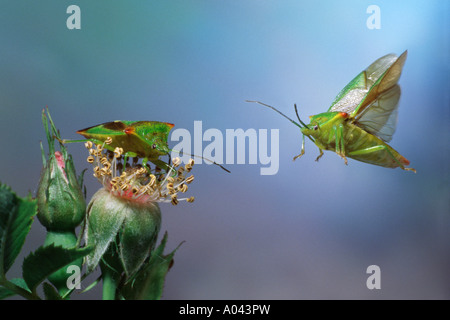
354 85 400 142
328 51 407 117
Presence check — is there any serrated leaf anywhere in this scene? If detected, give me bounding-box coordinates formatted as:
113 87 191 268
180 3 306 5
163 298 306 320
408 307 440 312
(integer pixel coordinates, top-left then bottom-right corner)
0 278 29 299
22 244 92 292
0 184 37 276
43 282 62 300
122 232 181 300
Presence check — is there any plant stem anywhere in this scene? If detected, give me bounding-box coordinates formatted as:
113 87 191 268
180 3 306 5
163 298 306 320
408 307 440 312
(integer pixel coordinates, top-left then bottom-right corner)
101 267 117 300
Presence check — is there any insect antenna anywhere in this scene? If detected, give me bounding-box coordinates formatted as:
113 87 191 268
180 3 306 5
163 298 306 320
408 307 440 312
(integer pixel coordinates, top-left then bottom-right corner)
170 149 231 173
294 103 315 143
294 104 310 129
246 100 305 129
246 100 315 143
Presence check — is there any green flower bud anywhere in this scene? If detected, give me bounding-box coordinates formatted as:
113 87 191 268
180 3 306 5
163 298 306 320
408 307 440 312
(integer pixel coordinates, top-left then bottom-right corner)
37 108 86 231
85 187 161 279
36 108 87 296
37 151 86 231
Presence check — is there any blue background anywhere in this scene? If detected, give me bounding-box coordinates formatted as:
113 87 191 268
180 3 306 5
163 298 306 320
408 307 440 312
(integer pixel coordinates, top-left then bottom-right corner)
1 0 449 299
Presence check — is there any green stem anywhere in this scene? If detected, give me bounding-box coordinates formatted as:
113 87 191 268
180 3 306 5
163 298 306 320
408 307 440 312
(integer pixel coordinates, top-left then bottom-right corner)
44 230 80 298
101 266 117 300
0 279 41 300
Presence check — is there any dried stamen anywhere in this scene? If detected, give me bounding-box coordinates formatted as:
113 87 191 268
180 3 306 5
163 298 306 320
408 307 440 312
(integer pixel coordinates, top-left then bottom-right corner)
84 141 195 205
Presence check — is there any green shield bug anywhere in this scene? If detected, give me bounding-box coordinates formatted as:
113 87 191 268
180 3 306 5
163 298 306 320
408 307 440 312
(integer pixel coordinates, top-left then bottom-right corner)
248 50 416 172
76 120 173 171
60 120 229 173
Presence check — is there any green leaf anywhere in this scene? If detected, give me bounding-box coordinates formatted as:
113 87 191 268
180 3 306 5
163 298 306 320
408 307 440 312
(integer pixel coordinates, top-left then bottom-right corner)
43 282 62 300
41 108 54 155
0 278 29 300
122 232 181 300
0 184 37 276
22 244 92 292
77 168 87 192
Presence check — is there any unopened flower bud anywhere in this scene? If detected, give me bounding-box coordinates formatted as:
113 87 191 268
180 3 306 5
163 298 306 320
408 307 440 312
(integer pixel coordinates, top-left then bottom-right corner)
37 150 86 231
36 108 87 295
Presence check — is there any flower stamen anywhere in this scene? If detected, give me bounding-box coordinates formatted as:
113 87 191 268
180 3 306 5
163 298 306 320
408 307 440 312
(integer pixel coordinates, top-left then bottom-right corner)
85 142 195 205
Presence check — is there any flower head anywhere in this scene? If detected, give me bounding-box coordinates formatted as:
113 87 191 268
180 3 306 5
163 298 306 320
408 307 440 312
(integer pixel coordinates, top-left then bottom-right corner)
84 138 195 277
84 139 195 206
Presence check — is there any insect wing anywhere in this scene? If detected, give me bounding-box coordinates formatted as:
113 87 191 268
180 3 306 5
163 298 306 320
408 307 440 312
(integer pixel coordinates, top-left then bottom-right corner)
328 52 405 114
354 84 400 142
354 51 407 116
328 51 407 141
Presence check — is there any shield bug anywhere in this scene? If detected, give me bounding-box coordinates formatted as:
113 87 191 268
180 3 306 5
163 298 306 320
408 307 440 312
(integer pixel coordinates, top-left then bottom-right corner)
60 120 229 173
248 50 416 172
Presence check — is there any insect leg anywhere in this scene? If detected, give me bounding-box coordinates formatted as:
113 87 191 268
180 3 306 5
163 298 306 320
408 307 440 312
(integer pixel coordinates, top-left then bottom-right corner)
121 151 138 171
141 157 150 172
167 152 172 174
142 157 166 176
315 148 324 162
150 159 173 176
123 154 129 169
334 124 348 165
293 134 306 161
348 145 416 173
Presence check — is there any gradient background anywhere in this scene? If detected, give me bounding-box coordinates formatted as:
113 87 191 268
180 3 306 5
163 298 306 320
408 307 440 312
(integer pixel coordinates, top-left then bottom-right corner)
1 1 449 299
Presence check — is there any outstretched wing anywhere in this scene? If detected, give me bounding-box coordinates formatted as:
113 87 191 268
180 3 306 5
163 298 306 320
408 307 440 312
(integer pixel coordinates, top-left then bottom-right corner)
355 84 400 142
328 51 407 142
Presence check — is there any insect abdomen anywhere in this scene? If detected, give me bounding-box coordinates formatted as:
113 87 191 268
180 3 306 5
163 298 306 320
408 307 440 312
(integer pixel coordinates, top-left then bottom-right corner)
344 124 409 168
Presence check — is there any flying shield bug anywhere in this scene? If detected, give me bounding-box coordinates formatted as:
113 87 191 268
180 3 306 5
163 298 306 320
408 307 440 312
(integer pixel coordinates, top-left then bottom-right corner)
248 50 416 172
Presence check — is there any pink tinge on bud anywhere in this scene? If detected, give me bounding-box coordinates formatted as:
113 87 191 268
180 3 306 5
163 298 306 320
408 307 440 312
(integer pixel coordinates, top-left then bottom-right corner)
54 151 68 182
55 151 65 169
105 182 151 204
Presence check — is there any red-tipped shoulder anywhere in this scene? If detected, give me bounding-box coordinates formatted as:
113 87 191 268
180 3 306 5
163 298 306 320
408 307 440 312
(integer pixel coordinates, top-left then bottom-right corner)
165 122 175 129
339 112 349 118
124 127 135 134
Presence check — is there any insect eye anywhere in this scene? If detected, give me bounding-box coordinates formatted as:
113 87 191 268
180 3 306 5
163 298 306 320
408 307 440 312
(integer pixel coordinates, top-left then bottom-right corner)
152 144 157 149
313 125 319 131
